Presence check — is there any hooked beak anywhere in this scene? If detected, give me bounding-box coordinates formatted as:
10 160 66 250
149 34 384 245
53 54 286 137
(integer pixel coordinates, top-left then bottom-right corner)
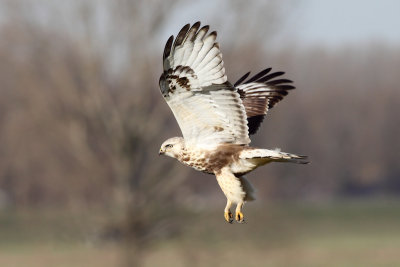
159 149 164 155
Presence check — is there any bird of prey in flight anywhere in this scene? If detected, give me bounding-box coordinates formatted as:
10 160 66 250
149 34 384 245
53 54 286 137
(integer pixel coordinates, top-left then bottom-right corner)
158 22 308 223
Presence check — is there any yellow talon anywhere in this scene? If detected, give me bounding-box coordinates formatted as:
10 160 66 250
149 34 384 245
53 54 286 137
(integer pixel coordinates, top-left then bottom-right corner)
224 210 233 223
235 211 245 223
224 199 233 224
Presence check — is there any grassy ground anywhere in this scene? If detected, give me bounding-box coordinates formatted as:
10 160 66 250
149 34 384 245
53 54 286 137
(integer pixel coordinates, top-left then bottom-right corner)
0 209 122 267
1 199 400 267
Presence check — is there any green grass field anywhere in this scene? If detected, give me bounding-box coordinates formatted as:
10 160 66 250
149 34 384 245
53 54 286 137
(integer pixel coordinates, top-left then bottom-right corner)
1 199 400 267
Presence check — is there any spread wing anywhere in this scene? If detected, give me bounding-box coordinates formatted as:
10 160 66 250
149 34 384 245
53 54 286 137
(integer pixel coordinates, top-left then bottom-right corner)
159 22 250 146
234 68 295 135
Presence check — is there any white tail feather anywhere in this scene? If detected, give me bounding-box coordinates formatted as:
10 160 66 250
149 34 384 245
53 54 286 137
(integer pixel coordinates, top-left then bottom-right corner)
240 148 309 165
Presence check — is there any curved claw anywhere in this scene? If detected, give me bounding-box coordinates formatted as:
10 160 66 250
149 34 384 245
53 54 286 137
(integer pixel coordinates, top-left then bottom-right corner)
235 211 245 223
224 199 233 224
224 210 233 223
235 202 245 223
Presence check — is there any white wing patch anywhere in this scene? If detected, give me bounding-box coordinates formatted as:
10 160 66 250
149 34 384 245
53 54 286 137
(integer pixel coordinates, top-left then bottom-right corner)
163 83 249 145
159 22 250 146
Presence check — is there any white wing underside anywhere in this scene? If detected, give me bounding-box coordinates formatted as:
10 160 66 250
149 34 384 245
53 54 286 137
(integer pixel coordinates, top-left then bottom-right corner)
160 23 250 146
166 85 249 146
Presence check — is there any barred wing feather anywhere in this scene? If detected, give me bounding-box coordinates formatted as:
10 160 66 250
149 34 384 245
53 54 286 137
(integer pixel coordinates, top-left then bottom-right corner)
159 22 250 146
235 68 296 135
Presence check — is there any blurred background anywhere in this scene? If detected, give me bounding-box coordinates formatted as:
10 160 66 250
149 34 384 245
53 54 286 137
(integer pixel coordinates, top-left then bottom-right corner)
0 0 399 266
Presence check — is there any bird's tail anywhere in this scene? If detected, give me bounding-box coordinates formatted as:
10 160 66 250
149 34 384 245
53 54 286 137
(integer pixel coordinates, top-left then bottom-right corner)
240 148 309 165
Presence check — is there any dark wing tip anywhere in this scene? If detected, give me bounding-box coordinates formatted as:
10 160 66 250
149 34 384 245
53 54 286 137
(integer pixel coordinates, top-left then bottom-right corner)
199 25 210 35
245 68 272 83
209 30 217 38
234 72 251 87
258 71 285 83
237 67 298 135
173 23 191 48
192 21 201 28
247 115 265 135
163 35 174 60
266 79 293 85
276 85 296 90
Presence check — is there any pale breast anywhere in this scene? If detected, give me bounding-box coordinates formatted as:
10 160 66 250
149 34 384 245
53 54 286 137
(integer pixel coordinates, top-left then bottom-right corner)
178 150 209 173
178 144 246 175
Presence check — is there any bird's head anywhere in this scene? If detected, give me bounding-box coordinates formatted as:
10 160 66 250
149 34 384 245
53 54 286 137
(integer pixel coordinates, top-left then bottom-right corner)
159 137 185 158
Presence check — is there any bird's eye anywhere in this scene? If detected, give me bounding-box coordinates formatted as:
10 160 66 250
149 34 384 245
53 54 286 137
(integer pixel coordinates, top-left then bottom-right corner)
165 144 173 149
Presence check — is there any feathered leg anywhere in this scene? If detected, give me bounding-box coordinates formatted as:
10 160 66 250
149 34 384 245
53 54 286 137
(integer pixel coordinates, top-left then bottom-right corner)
216 168 255 224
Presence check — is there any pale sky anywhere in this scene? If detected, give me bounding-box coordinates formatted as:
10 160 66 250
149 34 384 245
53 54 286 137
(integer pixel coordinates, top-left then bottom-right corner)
162 0 400 48
293 0 400 46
